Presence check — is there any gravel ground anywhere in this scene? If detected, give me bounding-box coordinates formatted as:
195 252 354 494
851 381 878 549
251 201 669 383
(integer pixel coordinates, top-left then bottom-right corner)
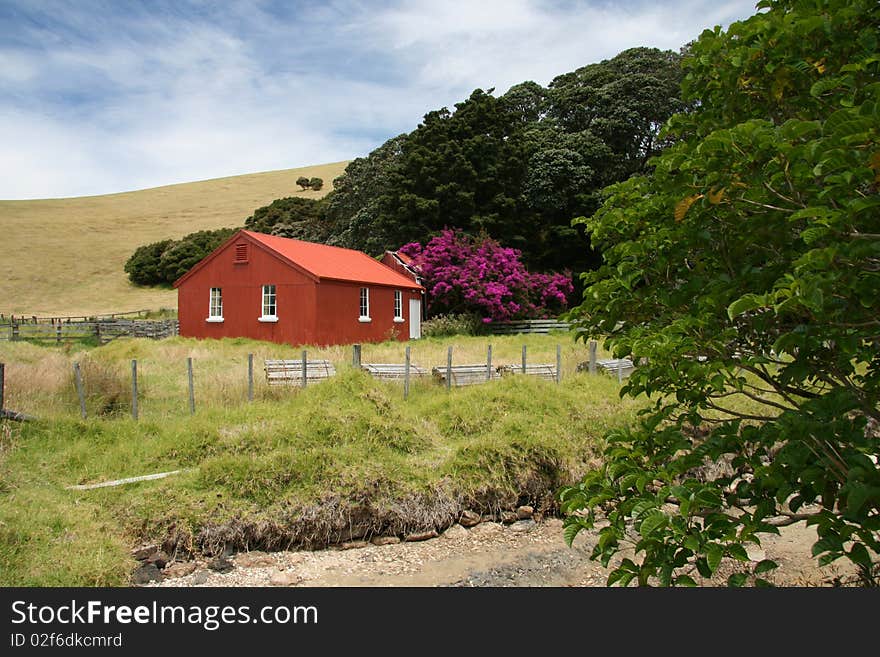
147 517 857 588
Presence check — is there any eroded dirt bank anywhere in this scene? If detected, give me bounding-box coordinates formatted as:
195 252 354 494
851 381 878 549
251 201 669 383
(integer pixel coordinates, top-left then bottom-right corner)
147 517 857 588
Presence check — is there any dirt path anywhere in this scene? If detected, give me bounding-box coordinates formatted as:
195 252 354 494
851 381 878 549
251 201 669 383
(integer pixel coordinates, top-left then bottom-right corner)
149 517 857 588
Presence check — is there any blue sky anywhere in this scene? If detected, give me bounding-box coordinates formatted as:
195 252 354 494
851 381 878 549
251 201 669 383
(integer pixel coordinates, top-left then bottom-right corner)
0 0 759 199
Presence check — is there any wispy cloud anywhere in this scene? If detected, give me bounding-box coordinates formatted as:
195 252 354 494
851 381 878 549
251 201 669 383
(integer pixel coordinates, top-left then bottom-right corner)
0 0 758 199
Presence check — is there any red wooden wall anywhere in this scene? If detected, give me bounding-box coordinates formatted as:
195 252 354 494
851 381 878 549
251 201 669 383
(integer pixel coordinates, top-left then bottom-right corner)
177 237 420 346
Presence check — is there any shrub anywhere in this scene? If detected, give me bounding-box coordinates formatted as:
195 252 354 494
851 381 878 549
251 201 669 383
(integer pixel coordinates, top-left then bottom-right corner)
296 176 311 190
400 229 572 322
309 177 324 191
421 313 483 338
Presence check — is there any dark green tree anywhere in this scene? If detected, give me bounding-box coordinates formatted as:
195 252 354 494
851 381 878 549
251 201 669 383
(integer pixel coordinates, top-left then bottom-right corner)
157 228 237 285
561 0 880 586
296 176 311 190
309 177 324 191
321 48 683 278
124 239 174 286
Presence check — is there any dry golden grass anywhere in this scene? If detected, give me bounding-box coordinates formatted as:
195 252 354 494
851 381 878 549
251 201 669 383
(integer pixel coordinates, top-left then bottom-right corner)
0 161 349 317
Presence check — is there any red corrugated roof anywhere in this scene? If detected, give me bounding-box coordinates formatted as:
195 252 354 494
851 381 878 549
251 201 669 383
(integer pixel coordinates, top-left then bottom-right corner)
244 231 422 289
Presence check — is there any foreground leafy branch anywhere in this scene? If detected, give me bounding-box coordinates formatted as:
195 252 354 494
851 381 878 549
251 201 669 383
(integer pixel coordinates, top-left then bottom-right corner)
562 0 880 586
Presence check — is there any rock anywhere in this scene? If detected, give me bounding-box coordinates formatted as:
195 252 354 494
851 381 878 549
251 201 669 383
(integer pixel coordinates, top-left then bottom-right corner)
509 519 536 533
500 511 518 524
516 506 534 520
162 562 197 579
131 543 160 561
234 551 275 568
371 536 401 546
441 524 469 541
207 556 234 573
404 529 438 542
459 510 481 527
340 540 369 550
191 570 210 585
746 545 767 563
145 550 169 569
132 563 162 585
269 571 301 587
469 522 503 537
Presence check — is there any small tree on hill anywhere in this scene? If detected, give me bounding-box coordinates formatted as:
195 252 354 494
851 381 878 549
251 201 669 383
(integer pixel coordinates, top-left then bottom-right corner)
296 176 311 191
309 177 324 191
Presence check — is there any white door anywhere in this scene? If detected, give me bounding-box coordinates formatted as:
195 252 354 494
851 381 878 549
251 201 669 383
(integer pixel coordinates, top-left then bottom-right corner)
409 299 421 339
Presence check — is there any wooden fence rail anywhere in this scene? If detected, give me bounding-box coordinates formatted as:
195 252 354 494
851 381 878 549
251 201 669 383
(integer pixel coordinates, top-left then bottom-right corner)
0 319 178 343
0 309 156 325
487 319 571 335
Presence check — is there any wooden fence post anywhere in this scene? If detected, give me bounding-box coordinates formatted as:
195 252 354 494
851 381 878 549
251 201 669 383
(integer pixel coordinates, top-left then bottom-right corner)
404 346 411 401
94 323 101 343
11 323 18 341
446 346 453 391
522 345 527 373
589 340 597 374
617 360 623 384
556 344 562 384
131 359 138 420
301 350 308 388
486 344 492 381
352 344 362 368
0 362 5 411
247 354 254 402
73 362 86 419
187 357 195 415
56 324 62 344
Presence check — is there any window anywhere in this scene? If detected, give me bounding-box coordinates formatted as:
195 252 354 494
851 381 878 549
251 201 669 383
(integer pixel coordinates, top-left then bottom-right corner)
359 287 370 322
259 284 277 321
393 290 404 322
207 287 223 322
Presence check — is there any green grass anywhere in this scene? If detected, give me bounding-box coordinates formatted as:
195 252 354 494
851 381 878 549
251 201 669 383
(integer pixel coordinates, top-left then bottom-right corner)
0 333 642 585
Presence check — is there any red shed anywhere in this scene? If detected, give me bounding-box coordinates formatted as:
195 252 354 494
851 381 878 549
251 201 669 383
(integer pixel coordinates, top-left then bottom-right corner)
173 230 424 346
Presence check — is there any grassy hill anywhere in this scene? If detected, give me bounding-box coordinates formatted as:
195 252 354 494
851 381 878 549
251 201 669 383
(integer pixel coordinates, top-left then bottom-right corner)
0 161 348 318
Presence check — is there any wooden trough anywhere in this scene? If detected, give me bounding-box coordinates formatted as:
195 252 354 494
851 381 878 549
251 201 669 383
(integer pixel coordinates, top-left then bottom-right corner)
497 363 558 381
597 358 635 379
361 363 428 381
431 364 502 387
264 359 336 386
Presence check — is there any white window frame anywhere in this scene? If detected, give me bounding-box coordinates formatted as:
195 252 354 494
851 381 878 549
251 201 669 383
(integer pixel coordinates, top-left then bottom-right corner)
393 289 405 323
358 287 371 322
259 284 278 322
207 287 224 322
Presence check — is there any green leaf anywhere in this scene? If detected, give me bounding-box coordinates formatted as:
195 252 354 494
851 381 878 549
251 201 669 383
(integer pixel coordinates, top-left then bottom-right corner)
727 573 748 587
639 509 668 538
848 543 872 569
562 520 582 548
728 544 750 562
676 575 698 587
696 558 712 579
706 544 723 573
727 294 768 319
754 559 778 575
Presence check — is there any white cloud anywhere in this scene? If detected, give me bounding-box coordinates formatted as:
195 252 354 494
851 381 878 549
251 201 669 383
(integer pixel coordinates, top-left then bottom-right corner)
0 0 760 199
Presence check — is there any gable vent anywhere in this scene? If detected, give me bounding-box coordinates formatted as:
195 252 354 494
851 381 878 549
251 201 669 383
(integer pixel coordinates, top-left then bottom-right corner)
234 243 248 263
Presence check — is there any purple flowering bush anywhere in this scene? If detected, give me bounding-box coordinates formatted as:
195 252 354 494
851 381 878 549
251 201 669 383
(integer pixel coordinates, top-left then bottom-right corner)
399 229 573 322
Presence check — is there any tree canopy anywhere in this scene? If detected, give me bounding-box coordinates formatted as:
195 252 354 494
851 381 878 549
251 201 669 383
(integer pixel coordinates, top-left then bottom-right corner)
323 47 685 277
561 0 880 586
